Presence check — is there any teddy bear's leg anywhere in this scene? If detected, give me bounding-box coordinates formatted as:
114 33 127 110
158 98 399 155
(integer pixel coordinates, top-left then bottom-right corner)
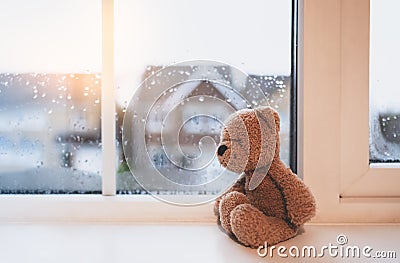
230 204 297 248
214 175 246 216
219 191 249 234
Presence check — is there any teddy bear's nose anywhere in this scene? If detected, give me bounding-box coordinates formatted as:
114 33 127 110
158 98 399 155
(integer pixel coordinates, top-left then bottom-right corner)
217 145 228 156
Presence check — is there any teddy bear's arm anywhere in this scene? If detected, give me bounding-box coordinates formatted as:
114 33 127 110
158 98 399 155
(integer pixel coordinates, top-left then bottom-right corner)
265 160 316 227
274 168 316 227
213 174 246 216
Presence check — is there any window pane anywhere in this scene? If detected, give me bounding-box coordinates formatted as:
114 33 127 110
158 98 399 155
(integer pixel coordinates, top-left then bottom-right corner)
0 0 102 193
115 0 292 194
370 0 400 163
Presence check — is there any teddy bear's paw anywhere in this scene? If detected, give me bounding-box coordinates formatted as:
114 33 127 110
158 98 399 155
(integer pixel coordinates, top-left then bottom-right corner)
219 191 249 234
230 204 297 248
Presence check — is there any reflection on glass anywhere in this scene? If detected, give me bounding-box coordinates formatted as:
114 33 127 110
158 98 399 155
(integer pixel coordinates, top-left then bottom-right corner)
370 0 400 163
0 0 102 193
115 0 292 194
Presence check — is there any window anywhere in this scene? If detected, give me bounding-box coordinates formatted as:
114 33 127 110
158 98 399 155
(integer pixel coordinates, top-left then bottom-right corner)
0 0 102 194
0 0 297 218
369 0 400 164
302 0 400 222
0 0 296 197
114 0 296 201
1 0 398 223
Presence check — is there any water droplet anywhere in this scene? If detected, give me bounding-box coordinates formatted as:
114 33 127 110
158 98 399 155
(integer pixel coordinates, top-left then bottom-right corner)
94 99 100 104
199 96 205 102
48 109 53 114
83 92 88 96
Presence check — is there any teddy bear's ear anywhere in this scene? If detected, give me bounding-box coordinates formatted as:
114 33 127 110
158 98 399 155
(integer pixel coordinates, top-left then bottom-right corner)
248 106 279 190
255 106 280 133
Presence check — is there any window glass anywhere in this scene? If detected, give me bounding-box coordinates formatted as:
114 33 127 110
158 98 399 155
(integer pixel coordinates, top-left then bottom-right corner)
0 0 102 193
370 0 400 163
115 0 293 194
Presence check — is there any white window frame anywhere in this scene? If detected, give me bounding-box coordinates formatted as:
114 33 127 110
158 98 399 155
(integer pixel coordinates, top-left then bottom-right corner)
301 0 400 223
2 0 399 224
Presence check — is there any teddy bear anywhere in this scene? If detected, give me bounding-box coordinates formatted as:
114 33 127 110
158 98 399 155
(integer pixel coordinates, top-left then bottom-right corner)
214 106 316 248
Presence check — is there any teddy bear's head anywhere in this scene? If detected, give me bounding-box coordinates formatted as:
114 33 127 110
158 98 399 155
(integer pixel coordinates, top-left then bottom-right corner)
217 106 280 176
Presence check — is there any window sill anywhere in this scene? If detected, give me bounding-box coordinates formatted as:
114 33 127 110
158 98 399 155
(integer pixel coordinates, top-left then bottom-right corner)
0 195 215 223
0 223 398 262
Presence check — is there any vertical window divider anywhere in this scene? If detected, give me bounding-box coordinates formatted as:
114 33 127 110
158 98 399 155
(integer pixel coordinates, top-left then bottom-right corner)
102 0 116 195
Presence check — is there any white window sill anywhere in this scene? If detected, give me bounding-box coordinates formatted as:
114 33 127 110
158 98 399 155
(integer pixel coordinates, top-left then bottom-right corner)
0 195 215 223
0 223 399 262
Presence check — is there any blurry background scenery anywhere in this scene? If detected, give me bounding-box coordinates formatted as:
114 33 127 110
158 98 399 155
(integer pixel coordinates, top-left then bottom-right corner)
0 0 296 194
114 0 293 194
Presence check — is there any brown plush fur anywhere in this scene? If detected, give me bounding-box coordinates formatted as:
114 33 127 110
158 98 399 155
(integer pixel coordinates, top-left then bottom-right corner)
215 106 316 248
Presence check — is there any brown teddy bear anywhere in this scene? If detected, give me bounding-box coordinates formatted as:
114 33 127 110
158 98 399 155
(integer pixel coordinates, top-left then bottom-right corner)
214 106 316 248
